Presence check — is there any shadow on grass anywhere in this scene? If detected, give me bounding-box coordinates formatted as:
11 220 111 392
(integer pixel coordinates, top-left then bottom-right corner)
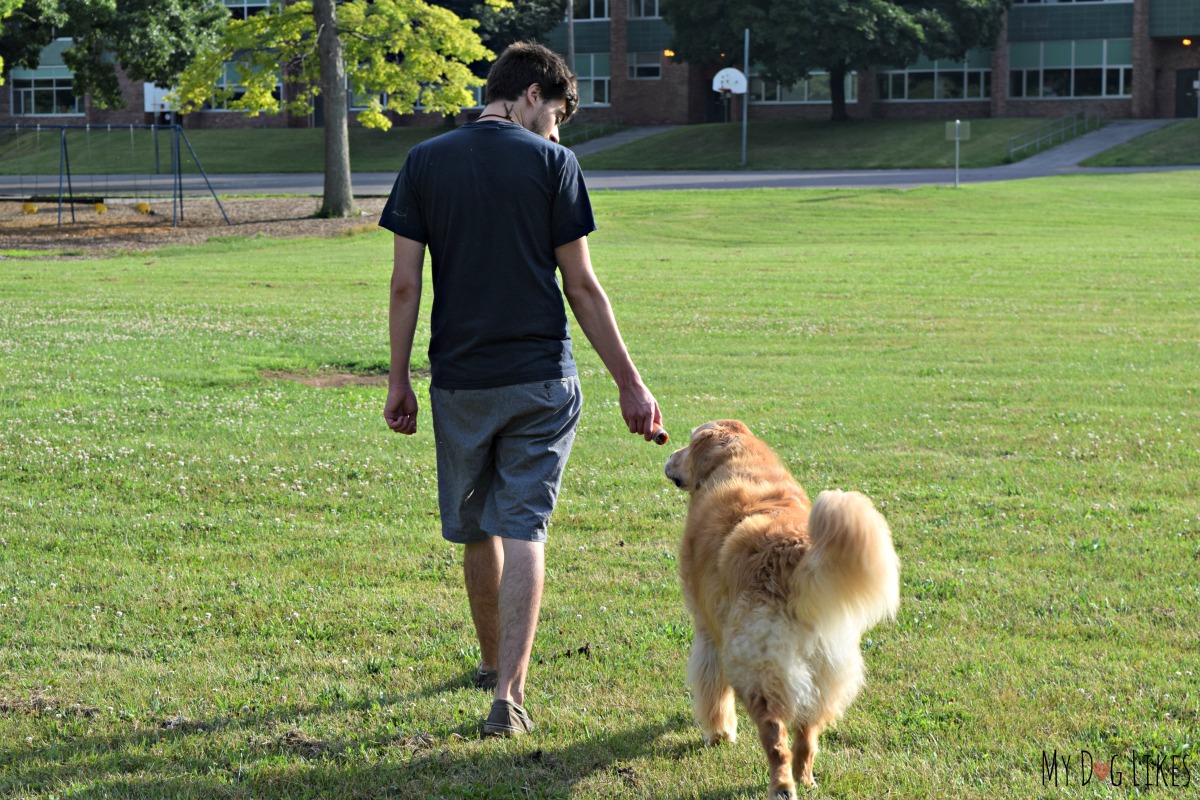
0 689 725 799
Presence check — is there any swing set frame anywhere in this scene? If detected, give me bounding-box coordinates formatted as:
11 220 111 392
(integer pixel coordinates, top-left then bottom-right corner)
0 123 229 228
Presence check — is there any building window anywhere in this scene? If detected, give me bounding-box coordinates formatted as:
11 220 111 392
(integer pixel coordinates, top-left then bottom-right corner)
1008 39 1132 98
574 53 610 105
750 71 858 104
9 74 84 116
204 62 281 111
224 0 272 20
875 55 991 101
8 39 83 116
628 51 661 80
571 0 608 20
628 0 660 17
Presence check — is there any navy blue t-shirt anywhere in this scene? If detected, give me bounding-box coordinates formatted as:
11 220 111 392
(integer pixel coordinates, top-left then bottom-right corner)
378 120 597 390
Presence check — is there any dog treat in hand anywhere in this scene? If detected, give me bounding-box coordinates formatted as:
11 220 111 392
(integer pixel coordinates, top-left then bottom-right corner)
652 428 669 446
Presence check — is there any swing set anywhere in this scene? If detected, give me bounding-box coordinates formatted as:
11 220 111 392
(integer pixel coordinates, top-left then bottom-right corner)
0 123 229 227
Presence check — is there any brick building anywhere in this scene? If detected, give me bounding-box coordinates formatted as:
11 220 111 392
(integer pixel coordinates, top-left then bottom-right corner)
3 0 1198 128
548 0 1200 124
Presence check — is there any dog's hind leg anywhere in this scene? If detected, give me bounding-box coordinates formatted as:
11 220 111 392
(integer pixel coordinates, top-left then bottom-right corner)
791 717 828 788
746 692 796 800
688 628 736 744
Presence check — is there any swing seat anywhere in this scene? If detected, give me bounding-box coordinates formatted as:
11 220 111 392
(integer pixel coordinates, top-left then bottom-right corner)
94 202 108 214
136 202 152 215
22 201 38 215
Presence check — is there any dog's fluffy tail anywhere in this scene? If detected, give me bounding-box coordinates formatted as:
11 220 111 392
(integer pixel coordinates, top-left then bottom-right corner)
791 490 900 632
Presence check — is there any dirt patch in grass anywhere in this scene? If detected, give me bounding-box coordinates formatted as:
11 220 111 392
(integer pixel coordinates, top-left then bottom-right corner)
263 369 390 389
0 693 99 718
0 196 389 257
263 368 430 388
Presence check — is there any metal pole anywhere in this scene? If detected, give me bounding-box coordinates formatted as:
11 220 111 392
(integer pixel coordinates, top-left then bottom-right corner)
741 28 749 166
566 1 575 71
954 120 961 188
180 127 231 225
57 128 65 228
172 125 181 226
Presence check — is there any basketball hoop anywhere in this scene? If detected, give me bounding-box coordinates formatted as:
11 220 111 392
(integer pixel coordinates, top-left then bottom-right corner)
712 68 748 96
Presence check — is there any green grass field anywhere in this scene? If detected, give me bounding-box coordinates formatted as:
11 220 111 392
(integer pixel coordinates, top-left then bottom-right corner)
2 174 1198 799
578 119 1055 170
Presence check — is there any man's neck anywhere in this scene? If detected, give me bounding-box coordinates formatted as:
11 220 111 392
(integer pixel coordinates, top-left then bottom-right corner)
477 100 524 127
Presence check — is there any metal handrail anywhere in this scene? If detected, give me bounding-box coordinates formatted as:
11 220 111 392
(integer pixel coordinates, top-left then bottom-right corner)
1007 111 1104 161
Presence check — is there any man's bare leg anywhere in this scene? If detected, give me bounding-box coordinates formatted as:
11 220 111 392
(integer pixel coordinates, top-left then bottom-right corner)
463 537 502 674
493 538 544 706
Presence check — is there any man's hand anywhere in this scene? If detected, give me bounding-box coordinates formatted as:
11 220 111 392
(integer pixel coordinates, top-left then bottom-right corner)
384 384 419 435
619 382 663 442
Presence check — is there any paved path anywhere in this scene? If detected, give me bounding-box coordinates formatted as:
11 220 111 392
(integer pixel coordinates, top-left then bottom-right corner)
0 120 1192 197
566 125 678 157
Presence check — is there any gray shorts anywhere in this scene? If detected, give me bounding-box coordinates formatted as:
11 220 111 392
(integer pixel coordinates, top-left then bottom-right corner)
429 376 582 544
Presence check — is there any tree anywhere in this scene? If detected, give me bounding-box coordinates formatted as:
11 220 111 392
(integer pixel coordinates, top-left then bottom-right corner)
662 0 1010 122
0 0 23 82
0 0 227 105
174 0 500 218
431 0 565 65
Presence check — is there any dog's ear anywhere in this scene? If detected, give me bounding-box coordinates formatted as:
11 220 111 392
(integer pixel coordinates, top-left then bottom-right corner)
713 419 751 437
687 424 742 487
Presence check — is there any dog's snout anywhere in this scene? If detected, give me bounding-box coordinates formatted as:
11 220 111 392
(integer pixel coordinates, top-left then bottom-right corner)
664 451 686 490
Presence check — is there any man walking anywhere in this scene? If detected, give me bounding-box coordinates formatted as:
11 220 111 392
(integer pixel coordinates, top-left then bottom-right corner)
380 42 663 737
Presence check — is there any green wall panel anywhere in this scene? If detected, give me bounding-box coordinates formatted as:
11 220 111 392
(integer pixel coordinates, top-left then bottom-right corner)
546 21 612 55
1150 0 1200 36
1009 5 1134 41
627 19 672 51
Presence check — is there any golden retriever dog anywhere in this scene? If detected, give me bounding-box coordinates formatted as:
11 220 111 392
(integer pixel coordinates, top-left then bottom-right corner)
664 420 900 798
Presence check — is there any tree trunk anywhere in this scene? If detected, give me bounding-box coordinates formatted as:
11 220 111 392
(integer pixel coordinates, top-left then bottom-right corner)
828 64 850 122
314 0 354 217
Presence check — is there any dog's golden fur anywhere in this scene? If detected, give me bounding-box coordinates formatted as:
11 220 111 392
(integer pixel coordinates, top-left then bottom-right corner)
664 420 900 798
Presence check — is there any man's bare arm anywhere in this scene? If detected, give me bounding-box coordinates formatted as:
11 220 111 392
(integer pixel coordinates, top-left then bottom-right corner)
384 235 425 435
557 236 663 440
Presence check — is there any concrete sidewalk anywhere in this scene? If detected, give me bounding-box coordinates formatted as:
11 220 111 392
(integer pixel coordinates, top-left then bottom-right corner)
567 125 678 157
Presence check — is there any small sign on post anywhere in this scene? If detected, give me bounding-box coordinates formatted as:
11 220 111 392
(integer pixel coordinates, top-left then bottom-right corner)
946 120 971 188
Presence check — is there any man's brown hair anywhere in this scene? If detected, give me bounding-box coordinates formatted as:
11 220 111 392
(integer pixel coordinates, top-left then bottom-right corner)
485 42 579 124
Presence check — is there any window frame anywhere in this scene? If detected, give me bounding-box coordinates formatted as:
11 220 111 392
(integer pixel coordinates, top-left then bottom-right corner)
223 0 272 20
202 62 282 112
574 52 611 106
875 59 991 103
627 51 662 81
9 74 85 116
1007 39 1133 100
570 0 609 21
628 0 660 18
748 71 858 105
